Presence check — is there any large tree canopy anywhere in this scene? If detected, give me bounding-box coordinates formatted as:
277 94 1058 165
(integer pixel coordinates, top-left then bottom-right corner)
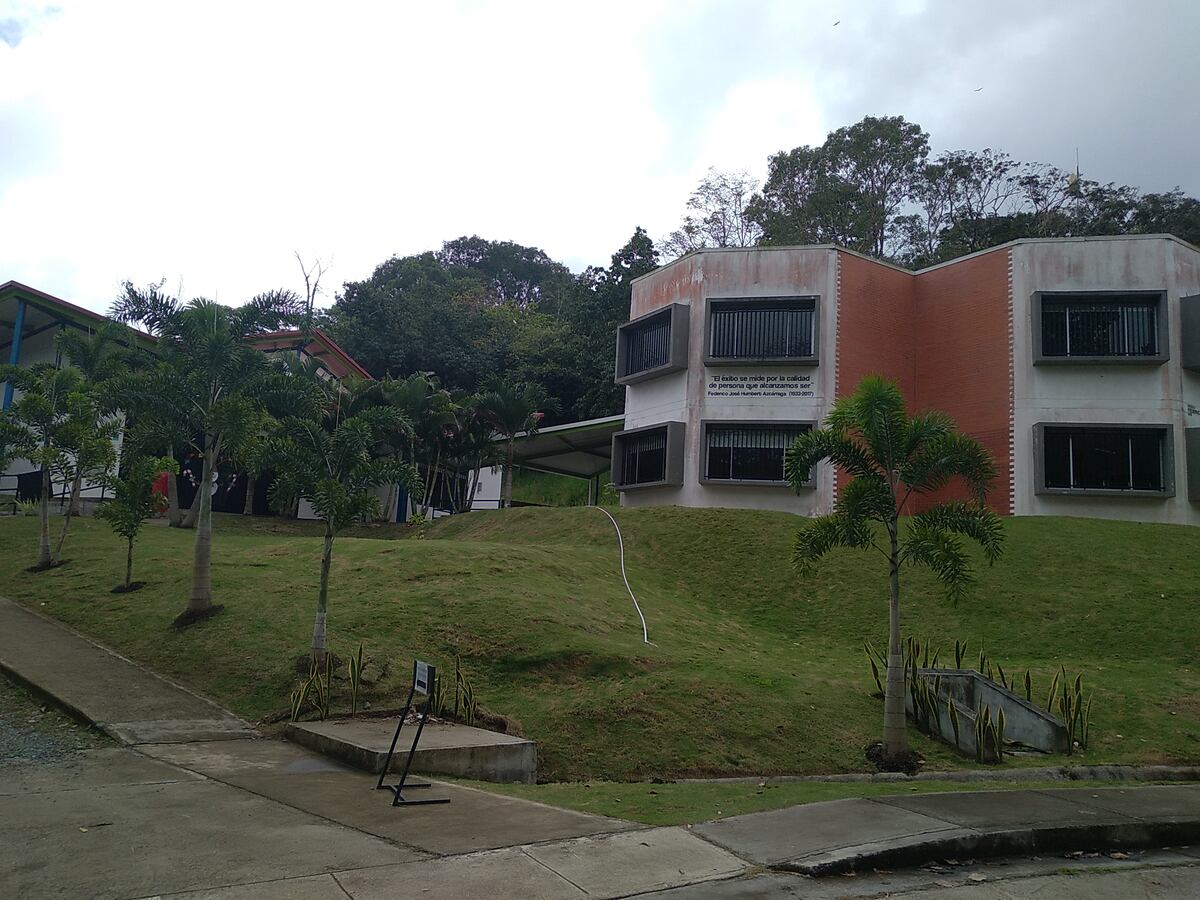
325 230 659 423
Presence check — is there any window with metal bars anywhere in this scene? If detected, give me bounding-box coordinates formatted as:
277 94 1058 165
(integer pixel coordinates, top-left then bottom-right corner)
1040 294 1160 359
708 297 815 362
617 428 668 486
704 422 812 483
621 310 672 376
1043 427 1166 492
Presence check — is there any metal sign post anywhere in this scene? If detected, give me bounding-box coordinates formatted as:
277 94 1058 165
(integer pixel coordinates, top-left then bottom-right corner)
376 660 450 807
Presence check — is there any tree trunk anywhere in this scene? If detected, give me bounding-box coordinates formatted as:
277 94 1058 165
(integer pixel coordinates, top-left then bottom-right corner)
421 447 442 516
883 518 907 756
52 466 82 564
465 460 482 513
242 473 256 515
166 445 182 527
67 464 84 516
184 436 217 616
502 441 515 508
125 535 134 589
36 465 52 569
311 522 334 664
180 482 202 529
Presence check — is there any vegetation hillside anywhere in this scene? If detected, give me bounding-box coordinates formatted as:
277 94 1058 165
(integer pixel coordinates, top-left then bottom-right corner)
0 507 1196 780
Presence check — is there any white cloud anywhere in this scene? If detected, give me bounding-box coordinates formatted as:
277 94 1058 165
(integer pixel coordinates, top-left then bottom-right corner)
0 0 1197 313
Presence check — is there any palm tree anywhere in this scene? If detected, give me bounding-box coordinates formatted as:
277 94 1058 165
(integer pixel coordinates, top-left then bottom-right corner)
269 405 420 663
478 380 552 508
785 375 1004 762
112 285 306 626
379 373 455 517
0 363 101 570
51 325 127 559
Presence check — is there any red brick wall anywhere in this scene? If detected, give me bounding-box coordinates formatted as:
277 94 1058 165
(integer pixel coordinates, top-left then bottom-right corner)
834 253 918 506
912 250 1012 514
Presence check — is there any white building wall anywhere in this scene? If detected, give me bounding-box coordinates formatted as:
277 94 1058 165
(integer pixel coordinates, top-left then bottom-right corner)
1010 237 1200 526
621 248 839 515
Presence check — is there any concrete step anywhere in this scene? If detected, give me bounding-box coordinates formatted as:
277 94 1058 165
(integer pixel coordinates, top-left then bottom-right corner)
285 717 537 784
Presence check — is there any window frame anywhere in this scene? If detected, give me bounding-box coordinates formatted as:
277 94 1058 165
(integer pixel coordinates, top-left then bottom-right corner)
703 295 820 367
699 419 816 487
1032 290 1169 366
1182 294 1200 372
614 303 690 386
1186 427 1200 502
1033 422 1175 498
611 421 685 491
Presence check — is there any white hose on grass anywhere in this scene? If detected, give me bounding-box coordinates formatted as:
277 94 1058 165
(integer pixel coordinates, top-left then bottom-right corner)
594 505 652 645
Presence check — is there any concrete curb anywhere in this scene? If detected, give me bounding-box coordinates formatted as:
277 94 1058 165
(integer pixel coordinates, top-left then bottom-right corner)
776 818 1200 875
677 763 1200 786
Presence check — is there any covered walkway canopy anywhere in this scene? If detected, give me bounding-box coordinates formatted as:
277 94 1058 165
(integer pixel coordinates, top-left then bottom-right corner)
505 414 624 501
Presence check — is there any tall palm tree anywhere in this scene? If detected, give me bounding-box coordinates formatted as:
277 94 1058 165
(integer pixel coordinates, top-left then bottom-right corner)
478 380 552 508
785 376 1003 762
113 285 306 626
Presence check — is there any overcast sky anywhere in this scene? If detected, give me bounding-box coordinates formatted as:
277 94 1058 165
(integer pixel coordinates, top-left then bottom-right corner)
2 0 1197 314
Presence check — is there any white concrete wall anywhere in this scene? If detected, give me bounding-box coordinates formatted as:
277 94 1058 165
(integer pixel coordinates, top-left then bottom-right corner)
621 248 839 515
1011 237 1200 525
472 465 502 510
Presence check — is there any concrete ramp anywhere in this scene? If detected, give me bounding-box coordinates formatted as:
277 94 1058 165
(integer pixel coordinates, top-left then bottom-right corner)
286 717 537 784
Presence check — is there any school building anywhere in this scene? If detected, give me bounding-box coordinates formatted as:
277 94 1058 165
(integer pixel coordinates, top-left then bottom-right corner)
609 234 1200 526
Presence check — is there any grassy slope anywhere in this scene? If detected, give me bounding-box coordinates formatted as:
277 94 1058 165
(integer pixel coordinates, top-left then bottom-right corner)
0 508 1197 781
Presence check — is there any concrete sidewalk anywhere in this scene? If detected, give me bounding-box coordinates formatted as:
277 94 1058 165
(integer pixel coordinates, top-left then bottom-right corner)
0 596 253 743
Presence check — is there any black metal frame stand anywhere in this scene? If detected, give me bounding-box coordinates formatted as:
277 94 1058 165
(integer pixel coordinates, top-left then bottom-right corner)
376 665 450 807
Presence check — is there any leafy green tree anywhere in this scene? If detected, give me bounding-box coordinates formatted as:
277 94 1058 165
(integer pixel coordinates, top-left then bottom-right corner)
97 455 178 591
785 376 1004 761
566 227 660 419
750 116 930 257
268 407 420 663
478 380 553 508
112 285 306 626
327 252 509 386
435 235 574 311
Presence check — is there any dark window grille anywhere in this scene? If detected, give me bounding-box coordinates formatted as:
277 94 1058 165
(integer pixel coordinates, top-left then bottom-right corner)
710 298 815 360
1043 427 1165 491
1041 295 1159 358
622 312 672 376
705 423 811 482
619 428 668 485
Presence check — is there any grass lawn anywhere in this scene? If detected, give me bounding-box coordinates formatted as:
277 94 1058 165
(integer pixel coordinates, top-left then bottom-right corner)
456 777 1176 826
0 507 1197 781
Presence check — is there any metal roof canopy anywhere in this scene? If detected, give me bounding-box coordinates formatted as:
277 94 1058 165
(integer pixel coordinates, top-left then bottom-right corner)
504 414 624 479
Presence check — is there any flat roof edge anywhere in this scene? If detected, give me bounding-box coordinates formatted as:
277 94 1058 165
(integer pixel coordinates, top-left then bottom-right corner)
633 234 1200 286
